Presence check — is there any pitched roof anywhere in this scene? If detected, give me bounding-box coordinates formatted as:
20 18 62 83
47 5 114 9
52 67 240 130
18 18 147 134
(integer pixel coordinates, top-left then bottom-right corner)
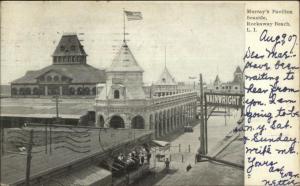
106 42 144 72
52 34 87 56
213 75 221 85
12 64 105 84
233 74 242 83
235 66 242 73
155 67 176 85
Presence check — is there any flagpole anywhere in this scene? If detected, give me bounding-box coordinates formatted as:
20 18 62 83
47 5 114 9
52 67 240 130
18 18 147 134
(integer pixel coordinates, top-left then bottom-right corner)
123 8 126 43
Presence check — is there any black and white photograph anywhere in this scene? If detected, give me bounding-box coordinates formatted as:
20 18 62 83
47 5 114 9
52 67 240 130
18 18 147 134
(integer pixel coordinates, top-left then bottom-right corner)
0 1 299 186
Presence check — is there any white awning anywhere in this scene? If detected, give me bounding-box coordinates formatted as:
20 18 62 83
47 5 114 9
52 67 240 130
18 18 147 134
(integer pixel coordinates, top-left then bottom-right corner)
151 140 170 148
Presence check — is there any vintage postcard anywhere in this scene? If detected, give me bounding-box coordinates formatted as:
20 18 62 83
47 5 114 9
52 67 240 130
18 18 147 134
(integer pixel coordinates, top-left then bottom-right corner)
0 1 299 186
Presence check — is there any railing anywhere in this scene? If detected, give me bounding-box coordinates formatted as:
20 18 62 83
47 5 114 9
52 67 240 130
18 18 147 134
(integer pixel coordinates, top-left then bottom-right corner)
95 91 197 107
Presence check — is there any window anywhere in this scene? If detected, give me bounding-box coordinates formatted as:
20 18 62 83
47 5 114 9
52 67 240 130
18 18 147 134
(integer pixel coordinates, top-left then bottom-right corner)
33 87 39 95
60 46 65 51
72 56 75 62
162 78 166 83
235 87 238 90
54 76 59 82
69 87 75 95
54 57 57 63
25 88 31 95
114 90 120 99
77 87 83 95
83 87 90 95
47 76 52 82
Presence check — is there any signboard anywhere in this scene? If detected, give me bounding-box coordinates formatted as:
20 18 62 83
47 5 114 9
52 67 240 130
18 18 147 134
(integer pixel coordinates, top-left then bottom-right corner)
204 92 244 108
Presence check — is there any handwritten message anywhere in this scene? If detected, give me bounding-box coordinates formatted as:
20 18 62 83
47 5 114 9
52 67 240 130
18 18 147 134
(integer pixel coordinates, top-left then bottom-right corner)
244 3 299 186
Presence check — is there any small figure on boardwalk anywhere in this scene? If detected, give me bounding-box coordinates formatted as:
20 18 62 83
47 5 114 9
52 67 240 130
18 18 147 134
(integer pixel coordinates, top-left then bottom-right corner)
186 164 192 172
165 158 170 170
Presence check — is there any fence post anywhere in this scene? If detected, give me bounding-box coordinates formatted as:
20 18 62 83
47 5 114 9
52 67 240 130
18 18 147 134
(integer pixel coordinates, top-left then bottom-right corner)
181 154 184 163
25 129 34 186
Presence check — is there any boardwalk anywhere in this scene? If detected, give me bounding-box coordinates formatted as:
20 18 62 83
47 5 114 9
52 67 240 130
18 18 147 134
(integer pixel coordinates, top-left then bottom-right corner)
1 127 152 185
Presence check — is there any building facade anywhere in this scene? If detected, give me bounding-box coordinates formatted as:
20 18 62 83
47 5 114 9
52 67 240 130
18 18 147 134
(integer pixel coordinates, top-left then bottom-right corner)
210 66 244 93
95 42 197 138
11 34 106 97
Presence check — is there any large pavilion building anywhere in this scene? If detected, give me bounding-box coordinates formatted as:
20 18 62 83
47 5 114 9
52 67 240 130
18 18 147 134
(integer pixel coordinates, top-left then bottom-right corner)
11 34 106 97
95 41 197 138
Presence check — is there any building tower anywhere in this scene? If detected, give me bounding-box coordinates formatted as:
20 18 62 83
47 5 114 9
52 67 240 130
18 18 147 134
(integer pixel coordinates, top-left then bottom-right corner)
95 41 147 129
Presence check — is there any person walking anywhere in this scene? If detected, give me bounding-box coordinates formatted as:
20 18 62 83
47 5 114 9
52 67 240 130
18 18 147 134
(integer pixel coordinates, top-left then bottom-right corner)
165 158 170 172
141 155 145 165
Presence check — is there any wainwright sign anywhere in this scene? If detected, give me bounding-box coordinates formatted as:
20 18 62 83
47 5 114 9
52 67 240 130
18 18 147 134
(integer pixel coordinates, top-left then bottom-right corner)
204 92 244 108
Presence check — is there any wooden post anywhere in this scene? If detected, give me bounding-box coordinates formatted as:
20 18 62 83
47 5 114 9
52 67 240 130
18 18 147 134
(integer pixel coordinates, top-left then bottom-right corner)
199 74 205 156
25 130 34 186
50 121 52 155
188 144 191 152
45 120 48 154
204 93 208 154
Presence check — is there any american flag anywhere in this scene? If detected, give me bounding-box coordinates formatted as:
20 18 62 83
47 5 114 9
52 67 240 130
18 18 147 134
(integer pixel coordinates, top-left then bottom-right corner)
124 11 143 21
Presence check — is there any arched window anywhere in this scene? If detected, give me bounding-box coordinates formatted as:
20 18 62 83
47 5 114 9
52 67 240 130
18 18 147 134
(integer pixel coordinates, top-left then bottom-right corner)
72 56 75 62
33 87 39 95
162 78 166 83
83 87 90 95
47 76 52 82
19 88 25 95
11 88 18 95
114 90 120 99
25 88 31 95
77 87 83 95
131 115 145 129
54 76 59 82
62 86 69 95
69 87 75 95
109 115 125 128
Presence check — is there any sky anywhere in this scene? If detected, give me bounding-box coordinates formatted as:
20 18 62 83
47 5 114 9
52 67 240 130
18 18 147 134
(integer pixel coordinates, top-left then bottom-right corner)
1 1 245 85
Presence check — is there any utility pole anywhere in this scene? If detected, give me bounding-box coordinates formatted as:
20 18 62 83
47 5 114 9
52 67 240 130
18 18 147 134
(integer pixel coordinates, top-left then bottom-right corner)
0 122 3 184
25 129 34 186
199 74 205 156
